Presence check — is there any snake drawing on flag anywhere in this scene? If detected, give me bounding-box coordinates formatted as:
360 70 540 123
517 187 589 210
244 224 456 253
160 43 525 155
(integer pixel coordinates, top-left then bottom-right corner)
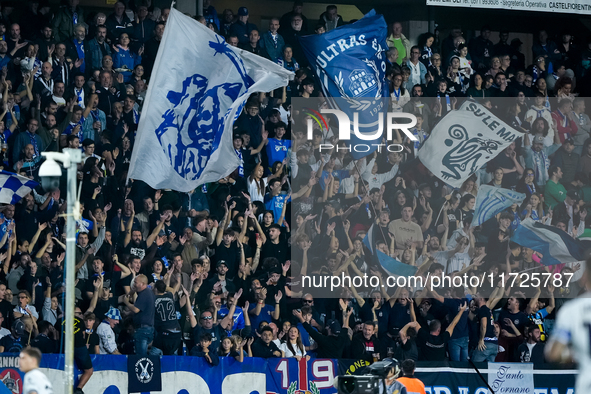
441 125 501 181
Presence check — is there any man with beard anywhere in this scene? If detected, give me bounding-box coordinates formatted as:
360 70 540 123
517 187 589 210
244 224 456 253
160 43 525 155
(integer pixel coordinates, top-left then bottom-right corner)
122 216 163 262
402 84 432 131
111 199 140 240
34 25 55 62
282 14 306 68
86 25 111 74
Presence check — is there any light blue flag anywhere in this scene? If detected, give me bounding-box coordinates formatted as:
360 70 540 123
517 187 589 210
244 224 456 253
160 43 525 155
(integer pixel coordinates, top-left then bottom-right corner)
376 250 418 278
471 185 526 227
128 8 293 192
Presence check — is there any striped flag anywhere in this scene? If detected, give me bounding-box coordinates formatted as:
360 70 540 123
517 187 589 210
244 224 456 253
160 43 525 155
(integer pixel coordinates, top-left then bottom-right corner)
511 218 591 265
363 225 418 277
471 185 526 227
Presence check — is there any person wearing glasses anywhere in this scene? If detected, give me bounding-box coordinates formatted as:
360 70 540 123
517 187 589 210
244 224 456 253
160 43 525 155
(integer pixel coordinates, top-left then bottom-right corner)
14 290 38 320
405 46 427 92
186 288 243 354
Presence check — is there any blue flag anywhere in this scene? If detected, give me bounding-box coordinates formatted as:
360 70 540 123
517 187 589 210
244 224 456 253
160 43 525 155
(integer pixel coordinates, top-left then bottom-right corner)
0 171 38 204
511 218 591 265
128 8 293 192
299 10 390 159
471 185 526 227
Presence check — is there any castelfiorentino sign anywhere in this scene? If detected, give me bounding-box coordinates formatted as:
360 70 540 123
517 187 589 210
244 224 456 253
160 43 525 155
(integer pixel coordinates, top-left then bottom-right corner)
426 0 591 15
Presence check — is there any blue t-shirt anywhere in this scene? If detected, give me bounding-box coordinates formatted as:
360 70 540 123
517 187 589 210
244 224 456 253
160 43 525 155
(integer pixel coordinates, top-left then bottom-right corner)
265 194 291 224
266 138 291 168
248 303 274 334
217 305 245 332
297 322 317 347
443 298 470 339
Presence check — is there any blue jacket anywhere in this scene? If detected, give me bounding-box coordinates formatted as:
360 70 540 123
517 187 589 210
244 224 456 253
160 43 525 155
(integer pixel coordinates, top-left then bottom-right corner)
260 31 285 62
112 47 142 83
86 38 111 73
404 59 427 91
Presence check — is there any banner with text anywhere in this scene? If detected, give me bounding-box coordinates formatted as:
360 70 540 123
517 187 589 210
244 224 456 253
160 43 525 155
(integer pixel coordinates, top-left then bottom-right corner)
426 0 591 15
0 355 576 394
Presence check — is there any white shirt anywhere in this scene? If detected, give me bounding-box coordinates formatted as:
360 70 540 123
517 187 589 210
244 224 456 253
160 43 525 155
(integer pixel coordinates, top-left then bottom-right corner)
24 369 53 394
552 294 591 394
97 321 118 354
248 177 268 202
279 341 307 357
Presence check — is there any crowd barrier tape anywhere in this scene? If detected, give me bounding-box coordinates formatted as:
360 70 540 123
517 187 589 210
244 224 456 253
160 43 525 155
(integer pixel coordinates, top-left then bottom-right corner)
0 354 577 394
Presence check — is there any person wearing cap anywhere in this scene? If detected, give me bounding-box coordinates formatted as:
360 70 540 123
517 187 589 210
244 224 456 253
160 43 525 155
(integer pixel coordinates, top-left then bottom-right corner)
0 319 27 352
204 259 237 295
97 306 121 354
229 7 257 45
553 137 580 186
544 165 567 210
523 128 561 187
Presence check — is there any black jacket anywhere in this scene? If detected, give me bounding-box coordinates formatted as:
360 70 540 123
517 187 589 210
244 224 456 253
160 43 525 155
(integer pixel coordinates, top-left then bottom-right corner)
303 322 350 359
251 338 281 358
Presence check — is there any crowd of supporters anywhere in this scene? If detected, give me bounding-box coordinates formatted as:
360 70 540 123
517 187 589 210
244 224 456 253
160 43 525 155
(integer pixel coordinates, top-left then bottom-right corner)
0 0 587 393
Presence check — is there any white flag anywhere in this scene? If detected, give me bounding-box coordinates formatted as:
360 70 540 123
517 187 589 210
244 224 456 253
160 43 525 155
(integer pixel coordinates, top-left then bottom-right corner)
417 101 520 188
128 8 293 192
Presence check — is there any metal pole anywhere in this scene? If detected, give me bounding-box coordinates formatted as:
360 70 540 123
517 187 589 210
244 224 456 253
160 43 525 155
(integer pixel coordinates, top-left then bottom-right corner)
197 0 203 17
64 148 81 394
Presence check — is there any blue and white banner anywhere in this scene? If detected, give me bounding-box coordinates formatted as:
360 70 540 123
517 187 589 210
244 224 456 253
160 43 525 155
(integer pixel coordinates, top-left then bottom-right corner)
299 11 390 160
128 8 293 192
0 355 576 394
471 185 526 227
0 171 38 205
418 101 520 188
511 218 591 266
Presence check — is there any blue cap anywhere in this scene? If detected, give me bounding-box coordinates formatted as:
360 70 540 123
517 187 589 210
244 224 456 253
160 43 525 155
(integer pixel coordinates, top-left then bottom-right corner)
238 6 248 16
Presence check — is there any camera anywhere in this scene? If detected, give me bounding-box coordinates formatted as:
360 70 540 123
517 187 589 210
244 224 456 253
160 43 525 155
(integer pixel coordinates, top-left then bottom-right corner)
335 359 400 394
39 158 62 192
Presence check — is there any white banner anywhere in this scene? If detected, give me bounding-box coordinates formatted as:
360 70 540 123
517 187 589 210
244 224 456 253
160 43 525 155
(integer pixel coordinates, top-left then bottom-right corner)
417 101 520 188
488 363 535 394
426 0 591 15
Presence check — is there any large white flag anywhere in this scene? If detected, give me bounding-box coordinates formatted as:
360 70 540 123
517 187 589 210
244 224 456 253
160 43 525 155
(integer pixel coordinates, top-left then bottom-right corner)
128 8 293 192
417 101 520 188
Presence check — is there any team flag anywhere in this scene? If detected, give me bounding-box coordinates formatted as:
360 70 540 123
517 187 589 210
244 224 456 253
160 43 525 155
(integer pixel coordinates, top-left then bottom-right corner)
299 10 390 159
0 171 38 204
471 185 526 227
128 8 293 192
418 101 521 188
